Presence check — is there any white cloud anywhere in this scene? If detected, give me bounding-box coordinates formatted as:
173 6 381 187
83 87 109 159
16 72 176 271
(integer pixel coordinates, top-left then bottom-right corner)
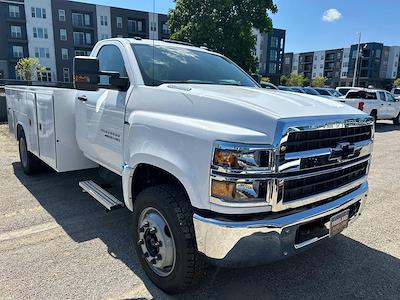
322 8 342 22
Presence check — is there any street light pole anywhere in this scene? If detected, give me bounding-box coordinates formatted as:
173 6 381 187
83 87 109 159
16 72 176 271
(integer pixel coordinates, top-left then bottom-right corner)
352 32 362 87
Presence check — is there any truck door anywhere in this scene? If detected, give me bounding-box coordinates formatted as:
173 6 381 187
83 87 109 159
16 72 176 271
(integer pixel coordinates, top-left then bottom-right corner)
385 92 398 118
75 43 130 173
377 91 390 118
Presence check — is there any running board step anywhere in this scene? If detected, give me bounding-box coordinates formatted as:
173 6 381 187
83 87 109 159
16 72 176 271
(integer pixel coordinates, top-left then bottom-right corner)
79 180 124 211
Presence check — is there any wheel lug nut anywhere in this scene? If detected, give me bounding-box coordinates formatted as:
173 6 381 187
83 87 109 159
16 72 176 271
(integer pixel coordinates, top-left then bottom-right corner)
155 241 162 247
149 227 157 234
143 221 149 227
143 252 149 258
137 239 144 246
150 258 157 264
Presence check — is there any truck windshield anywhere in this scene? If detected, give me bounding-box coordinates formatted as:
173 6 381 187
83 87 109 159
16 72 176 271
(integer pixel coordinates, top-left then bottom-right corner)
131 44 257 87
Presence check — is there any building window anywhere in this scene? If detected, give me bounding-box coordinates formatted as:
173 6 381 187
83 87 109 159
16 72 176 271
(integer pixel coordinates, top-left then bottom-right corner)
12 46 23 58
162 23 169 35
138 21 143 32
75 50 90 56
31 7 46 19
117 34 123 38
9 5 20 18
11 26 22 39
61 48 69 60
321 55 324 60
128 19 137 32
313 64 316 69
117 17 123 28
63 68 70 82
37 68 52 82
293 66 297 71
269 63 277 74
342 62 348 68
34 47 50 58
341 72 347 77
100 15 108 26
150 21 157 32
33 27 48 39
73 32 91 45
313 73 316 77
270 36 278 48
60 29 67 41
100 34 108 40
320 64 323 68
269 49 277 61
72 13 91 27
58 9 65 21
85 33 91 44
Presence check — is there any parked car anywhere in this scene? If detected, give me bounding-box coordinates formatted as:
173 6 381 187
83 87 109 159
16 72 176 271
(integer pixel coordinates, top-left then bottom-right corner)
260 81 279 90
314 87 343 98
391 87 400 100
337 88 400 124
5 38 375 293
288 86 306 93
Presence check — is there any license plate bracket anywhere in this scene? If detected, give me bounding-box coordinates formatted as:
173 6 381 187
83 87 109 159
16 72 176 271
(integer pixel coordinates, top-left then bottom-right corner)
329 209 350 237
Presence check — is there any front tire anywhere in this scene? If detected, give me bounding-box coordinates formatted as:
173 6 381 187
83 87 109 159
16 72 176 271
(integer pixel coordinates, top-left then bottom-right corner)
132 184 206 294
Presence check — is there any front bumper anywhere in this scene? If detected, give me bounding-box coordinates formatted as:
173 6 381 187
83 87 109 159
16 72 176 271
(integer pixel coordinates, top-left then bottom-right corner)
193 182 368 267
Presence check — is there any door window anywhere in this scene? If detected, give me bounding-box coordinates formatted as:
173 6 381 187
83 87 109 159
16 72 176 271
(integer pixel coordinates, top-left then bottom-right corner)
97 45 128 85
378 91 386 101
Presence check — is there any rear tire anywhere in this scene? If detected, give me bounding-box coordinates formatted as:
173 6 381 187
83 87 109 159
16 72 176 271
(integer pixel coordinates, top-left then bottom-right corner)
132 184 207 294
18 132 41 175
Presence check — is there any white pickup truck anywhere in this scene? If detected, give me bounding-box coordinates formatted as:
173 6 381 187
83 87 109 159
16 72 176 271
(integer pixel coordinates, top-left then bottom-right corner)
338 89 400 124
6 38 374 294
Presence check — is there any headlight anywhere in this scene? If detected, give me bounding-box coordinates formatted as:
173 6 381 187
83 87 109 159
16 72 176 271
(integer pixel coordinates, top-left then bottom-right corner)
211 179 268 202
210 142 275 205
212 142 274 172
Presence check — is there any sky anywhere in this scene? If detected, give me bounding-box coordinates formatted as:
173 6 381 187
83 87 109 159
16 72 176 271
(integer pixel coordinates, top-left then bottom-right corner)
78 0 399 53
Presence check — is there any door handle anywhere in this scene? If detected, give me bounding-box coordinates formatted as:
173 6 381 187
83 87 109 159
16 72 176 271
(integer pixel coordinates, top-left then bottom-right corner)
78 95 88 102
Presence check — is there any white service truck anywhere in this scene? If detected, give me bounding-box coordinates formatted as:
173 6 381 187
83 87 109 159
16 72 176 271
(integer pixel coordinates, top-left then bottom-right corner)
6 38 374 294
338 89 400 124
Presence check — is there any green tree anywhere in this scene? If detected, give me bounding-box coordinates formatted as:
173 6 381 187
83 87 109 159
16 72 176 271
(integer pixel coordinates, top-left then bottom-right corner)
168 0 278 72
287 72 307 86
394 78 400 87
261 76 270 83
312 76 328 87
15 57 45 81
280 74 288 85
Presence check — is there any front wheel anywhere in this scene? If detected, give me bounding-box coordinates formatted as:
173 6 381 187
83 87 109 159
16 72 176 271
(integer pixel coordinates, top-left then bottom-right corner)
132 184 206 294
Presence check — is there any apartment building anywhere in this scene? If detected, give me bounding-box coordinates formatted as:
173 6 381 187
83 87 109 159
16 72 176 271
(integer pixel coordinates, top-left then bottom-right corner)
253 28 286 84
0 0 170 83
0 0 28 80
284 42 400 89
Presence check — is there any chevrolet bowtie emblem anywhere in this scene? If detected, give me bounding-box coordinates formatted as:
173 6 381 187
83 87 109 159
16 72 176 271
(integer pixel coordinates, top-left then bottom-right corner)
329 142 356 161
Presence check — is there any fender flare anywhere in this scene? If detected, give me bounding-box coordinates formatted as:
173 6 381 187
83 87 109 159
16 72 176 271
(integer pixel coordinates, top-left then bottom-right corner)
122 153 195 211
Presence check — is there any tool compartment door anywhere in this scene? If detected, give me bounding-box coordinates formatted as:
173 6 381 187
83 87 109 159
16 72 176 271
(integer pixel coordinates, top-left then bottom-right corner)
36 92 56 169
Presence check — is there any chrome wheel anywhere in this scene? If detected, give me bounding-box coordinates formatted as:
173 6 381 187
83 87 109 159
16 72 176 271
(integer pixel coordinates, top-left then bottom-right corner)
137 207 176 277
19 137 28 169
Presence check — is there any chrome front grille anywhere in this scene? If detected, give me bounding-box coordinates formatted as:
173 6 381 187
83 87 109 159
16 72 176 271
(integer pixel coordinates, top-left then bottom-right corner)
281 161 369 203
269 115 374 212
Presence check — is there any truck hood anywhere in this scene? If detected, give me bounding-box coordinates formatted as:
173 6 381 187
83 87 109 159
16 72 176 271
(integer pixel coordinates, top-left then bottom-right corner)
173 84 360 119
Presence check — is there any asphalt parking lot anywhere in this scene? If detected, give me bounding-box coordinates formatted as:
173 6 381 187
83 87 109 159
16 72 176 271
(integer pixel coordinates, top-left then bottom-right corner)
0 122 399 300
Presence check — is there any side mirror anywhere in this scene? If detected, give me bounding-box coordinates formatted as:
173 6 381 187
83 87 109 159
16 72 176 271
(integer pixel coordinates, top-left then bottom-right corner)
73 56 99 91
